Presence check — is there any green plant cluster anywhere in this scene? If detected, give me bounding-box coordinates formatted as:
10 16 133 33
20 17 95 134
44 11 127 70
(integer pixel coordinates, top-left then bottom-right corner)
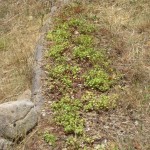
48 64 81 88
46 3 116 131
82 91 118 111
45 2 119 149
48 42 69 58
66 135 94 150
52 95 84 135
46 16 114 90
51 92 118 140
83 66 113 91
43 132 56 146
49 64 81 79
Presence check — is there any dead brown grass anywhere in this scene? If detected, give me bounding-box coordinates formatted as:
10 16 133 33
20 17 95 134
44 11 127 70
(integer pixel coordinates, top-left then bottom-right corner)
88 0 150 149
0 0 51 102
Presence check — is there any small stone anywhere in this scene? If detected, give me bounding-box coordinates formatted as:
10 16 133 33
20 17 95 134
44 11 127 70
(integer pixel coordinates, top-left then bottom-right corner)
103 139 107 144
74 31 79 35
28 16 33 21
42 112 46 117
104 125 109 129
51 6 57 14
94 144 102 150
135 120 139 126
86 127 90 131
78 84 82 88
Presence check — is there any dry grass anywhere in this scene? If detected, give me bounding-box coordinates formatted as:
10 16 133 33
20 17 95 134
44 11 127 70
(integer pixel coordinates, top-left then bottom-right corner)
0 0 51 102
88 0 150 149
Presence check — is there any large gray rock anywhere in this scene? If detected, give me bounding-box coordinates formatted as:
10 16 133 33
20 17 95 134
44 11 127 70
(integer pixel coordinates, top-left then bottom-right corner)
0 100 38 140
0 138 12 150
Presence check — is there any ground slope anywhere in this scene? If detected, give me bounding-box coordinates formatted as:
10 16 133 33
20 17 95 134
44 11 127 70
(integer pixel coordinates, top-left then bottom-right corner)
20 1 149 150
